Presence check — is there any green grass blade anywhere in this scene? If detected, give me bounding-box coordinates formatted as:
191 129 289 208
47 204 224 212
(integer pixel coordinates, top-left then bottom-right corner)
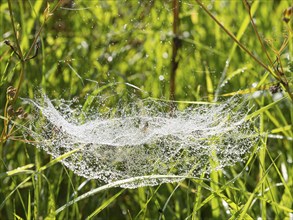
85 189 125 220
0 164 34 178
246 96 287 120
38 147 83 173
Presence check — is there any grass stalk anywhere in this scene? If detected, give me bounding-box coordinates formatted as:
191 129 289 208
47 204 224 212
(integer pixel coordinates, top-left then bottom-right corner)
242 0 274 68
7 0 24 60
258 97 267 220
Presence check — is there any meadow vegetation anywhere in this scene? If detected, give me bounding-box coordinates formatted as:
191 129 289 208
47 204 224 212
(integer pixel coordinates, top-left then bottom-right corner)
0 0 292 219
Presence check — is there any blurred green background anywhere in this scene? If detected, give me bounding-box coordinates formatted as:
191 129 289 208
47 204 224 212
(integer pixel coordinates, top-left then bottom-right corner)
0 0 292 219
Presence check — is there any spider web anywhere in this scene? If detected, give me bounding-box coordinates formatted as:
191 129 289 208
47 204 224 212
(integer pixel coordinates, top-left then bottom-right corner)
24 95 258 188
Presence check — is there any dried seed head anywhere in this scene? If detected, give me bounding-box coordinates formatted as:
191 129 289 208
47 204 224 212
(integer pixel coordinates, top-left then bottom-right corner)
15 107 24 116
283 6 292 23
22 112 28 119
7 105 15 117
269 84 282 94
7 86 17 101
18 113 28 119
4 40 11 45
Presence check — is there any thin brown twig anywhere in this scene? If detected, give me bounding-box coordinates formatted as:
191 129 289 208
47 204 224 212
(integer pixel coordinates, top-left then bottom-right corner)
170 0 181 104
3 40 21 59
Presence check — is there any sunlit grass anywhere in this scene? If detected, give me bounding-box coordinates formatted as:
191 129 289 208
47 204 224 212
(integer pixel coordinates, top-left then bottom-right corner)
0 0 292 219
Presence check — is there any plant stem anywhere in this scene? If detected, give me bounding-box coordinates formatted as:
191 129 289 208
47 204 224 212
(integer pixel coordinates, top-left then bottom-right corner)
170 0 181 103
7 0 24 60
24 0 63 61
242 0 274 68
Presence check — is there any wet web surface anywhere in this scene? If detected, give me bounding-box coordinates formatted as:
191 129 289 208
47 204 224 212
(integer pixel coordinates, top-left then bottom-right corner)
23 95 258 188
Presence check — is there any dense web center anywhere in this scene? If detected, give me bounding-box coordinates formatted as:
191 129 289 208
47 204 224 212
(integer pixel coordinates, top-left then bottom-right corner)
25 95 258 188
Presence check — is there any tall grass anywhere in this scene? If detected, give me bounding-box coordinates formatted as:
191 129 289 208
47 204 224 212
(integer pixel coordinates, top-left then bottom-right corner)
0 0 292 219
